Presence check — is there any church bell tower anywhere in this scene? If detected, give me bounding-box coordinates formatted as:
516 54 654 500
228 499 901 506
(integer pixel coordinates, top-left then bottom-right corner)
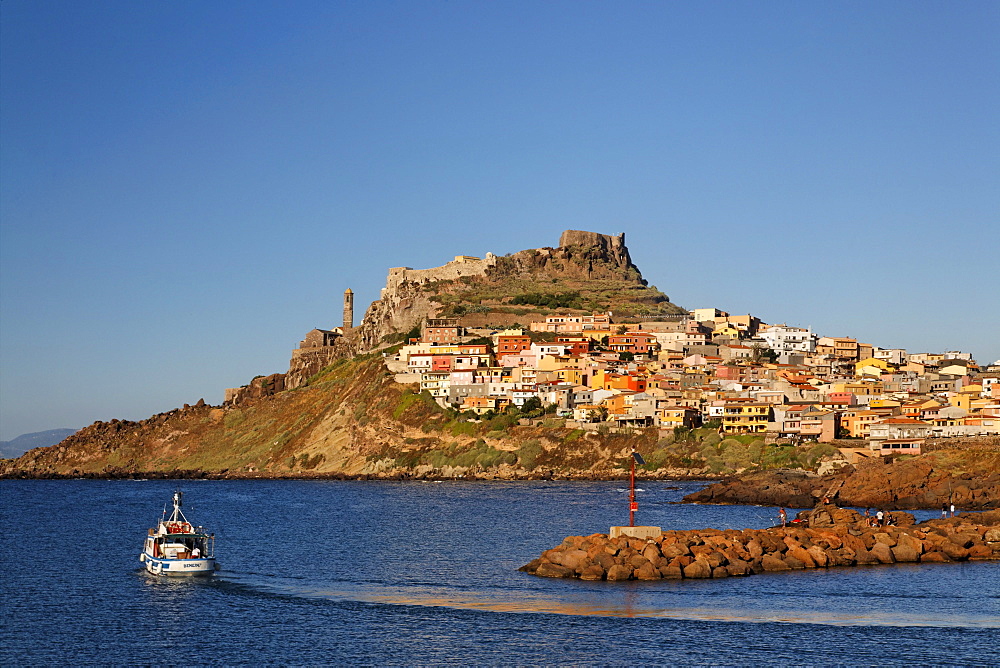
343 288 354 330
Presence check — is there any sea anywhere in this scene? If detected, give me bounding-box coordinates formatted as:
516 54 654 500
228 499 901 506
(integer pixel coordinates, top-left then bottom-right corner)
2 479 998 666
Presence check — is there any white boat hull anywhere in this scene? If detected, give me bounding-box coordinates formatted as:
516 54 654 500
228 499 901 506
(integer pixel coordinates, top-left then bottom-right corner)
141 551 216 576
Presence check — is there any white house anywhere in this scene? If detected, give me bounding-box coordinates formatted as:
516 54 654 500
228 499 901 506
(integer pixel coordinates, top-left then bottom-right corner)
761 325 817 354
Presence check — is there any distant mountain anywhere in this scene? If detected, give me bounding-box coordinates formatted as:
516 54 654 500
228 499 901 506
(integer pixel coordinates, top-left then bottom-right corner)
0 429 77 459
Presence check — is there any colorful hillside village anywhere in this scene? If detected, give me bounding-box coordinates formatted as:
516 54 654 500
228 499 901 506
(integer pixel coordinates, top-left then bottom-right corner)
387 308 1000 455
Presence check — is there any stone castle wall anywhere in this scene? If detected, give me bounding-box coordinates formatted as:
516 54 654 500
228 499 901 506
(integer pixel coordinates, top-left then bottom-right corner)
382 254 498 296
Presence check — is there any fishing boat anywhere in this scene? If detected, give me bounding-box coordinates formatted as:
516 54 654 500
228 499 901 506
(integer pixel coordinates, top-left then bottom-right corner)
139 491 217 576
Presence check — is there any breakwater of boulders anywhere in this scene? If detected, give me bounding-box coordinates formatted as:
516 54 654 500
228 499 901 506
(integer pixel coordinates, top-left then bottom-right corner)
520 507 1000 581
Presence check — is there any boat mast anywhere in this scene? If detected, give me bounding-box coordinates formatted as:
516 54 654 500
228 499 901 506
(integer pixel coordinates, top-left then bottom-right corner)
168 490 189 524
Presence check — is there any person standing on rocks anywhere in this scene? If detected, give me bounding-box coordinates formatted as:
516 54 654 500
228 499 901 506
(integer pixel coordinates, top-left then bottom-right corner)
942 503 948 518
778 507 787 527
950 503 956 518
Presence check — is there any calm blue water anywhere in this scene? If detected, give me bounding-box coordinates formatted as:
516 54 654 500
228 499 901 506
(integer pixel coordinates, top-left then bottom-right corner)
2 479 998 665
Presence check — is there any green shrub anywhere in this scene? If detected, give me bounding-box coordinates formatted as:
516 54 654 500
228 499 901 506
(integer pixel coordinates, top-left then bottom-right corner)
518 439 543 470
705 455 728 473
448 421 478 437
760 445 798 469
393 390 420 419
721 441 751 470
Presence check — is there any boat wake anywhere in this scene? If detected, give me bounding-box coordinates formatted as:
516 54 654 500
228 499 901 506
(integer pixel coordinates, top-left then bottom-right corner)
210 571 1000 629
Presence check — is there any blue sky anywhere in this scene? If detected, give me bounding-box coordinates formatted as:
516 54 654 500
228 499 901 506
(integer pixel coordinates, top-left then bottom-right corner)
2 1 998 440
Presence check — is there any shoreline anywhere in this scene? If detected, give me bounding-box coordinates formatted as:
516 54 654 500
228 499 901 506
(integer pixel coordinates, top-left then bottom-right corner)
0 470 991 513
0 469 722 483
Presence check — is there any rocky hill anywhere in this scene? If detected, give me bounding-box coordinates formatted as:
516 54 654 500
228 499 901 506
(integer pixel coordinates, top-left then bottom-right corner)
355 230 683 350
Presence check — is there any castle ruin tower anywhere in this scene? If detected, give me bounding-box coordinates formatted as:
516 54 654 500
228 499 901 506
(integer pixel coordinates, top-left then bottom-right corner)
343 288 354 330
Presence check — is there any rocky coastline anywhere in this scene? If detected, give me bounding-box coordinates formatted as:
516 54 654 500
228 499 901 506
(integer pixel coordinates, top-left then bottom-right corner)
520 506 1000 581
682 450 1000 511
0 466 717 482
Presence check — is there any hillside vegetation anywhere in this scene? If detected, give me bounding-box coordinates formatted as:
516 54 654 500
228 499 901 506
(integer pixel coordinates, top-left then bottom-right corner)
5 351 996 488
5 350 998 512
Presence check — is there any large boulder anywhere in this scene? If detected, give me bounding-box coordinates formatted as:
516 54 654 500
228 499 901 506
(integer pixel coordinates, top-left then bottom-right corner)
536 562 573 578
869 542 895 564
553 548 589 571
635 562 662 580
682 558 712 579
891 543 920 562
760 554 791 572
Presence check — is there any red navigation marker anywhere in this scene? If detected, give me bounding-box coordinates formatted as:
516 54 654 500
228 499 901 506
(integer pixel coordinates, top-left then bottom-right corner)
629 451 645 527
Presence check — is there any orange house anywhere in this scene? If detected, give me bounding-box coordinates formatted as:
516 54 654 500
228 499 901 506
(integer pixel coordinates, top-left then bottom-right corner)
496 334 531 357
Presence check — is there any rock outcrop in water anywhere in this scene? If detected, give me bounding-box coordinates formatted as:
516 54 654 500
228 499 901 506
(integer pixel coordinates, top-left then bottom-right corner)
520 508 1000 581
683 447 1000 511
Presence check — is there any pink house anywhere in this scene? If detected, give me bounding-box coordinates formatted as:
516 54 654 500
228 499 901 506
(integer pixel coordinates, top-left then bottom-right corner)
827 392 856 406
431 355 454 372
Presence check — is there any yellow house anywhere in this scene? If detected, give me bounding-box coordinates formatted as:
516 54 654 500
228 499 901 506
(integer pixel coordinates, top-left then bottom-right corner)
854 357 893 377
554 366 588 385
949 393 972 410
424 344 463 355
721 402 771 434
589 368 610 390
579 328 614 343
537 354 571 372
713 325 741 340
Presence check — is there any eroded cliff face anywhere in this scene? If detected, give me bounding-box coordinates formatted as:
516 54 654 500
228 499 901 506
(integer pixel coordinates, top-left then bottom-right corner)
355 279 443 351
285 337 359 390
